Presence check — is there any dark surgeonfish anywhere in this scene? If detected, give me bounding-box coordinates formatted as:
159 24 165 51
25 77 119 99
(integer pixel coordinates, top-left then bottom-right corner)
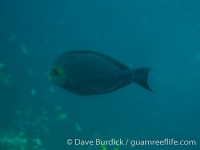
49 50 153 95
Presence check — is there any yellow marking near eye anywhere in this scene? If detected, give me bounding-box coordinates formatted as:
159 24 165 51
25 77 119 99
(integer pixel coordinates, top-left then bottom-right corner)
57 68 64 75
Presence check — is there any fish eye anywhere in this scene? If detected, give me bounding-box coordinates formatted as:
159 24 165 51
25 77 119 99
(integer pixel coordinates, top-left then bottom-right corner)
52 67 59 75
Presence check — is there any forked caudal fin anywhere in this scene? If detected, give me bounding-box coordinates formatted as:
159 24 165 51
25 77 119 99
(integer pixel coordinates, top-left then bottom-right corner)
129 68 153 92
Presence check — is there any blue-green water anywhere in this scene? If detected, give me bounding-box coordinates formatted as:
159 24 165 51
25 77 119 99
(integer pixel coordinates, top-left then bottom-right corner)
0 0 200 150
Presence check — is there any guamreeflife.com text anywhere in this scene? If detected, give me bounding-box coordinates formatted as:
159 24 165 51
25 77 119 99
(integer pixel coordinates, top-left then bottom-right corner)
66 138 196 148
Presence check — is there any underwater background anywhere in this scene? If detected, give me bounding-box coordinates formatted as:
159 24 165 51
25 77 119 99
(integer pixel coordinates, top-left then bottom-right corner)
0 0 200 150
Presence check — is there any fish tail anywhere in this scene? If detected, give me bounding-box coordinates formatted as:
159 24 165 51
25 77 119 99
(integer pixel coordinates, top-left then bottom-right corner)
129 68 153 92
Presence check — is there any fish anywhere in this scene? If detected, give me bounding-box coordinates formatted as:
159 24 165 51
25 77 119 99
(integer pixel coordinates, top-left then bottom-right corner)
49 50 153 95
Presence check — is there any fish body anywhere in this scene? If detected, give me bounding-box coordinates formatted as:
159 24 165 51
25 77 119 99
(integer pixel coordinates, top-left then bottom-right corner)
49 50 152 95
